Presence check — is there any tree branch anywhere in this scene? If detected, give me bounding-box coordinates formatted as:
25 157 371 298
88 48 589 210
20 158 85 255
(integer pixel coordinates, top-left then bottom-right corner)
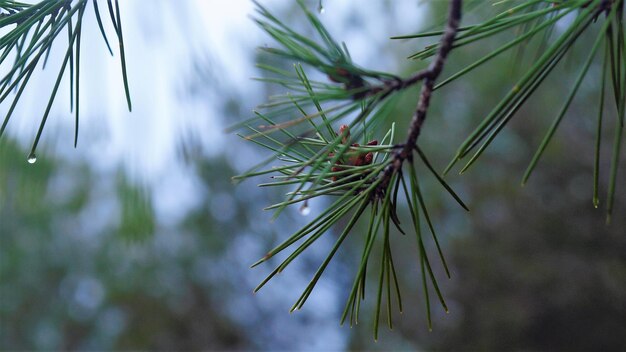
376 0 462 197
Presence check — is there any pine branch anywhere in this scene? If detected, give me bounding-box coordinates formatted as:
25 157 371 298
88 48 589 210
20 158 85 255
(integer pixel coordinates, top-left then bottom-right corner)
238 0 624 336
0 0 131 161
376 0 462 198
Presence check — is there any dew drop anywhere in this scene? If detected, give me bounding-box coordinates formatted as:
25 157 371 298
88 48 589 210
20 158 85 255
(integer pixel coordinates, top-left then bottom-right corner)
27 153 37 164
299 202 311 216
318 1 325 14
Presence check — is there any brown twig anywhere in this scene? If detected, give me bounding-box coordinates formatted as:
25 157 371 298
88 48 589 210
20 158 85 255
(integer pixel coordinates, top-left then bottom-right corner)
374 0 463 198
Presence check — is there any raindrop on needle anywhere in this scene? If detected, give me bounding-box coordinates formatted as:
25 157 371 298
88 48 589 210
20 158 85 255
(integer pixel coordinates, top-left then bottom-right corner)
299 202 311 216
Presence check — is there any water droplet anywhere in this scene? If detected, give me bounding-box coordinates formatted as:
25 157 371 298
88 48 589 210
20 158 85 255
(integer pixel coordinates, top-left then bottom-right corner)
318 5 325 14
299 202 311 216
27 154 37 164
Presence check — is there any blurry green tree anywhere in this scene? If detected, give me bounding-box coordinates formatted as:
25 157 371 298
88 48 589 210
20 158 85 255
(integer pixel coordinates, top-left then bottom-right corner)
1 135 351 349
0 139 265 349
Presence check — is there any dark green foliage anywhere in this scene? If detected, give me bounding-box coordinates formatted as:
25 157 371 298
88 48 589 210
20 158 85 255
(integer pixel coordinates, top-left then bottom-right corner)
429 0 624 220
0 139 260 349
116 172 154 243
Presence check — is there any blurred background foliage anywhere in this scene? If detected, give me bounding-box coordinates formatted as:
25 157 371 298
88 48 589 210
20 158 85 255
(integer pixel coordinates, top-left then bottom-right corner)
1 1 625 350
